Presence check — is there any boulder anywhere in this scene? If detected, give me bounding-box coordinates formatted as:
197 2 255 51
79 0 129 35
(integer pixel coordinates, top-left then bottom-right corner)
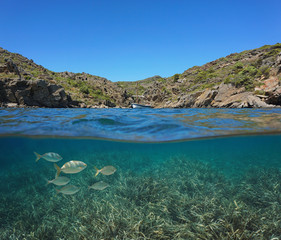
79 103 87 108
255 77 281 106
48 84 60 94
6 103 18 108
5 59 21 79
104 100 116 107
5 89 17 103
266 86 281 105
212 91 274 108
14 89 32 105
172 91 203 108
194 89 218 107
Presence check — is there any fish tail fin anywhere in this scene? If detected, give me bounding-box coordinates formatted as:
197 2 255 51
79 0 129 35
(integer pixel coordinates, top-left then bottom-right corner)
94 166 100 177
34 152 41 162
44 177 51 186
55 189 60 195
54 163 61 177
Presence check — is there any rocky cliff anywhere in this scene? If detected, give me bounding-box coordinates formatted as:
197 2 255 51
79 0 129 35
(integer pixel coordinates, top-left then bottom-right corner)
1 43 281 108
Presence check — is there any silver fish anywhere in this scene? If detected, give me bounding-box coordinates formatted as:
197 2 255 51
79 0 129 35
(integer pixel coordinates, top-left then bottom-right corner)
95 166 116 177
47 176 70 186
56 185 80 195
54 161 87 177
34 152 62 162
89 181 109 191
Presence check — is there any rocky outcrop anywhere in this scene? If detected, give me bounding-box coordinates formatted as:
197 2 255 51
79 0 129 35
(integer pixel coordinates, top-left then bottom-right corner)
255 77 281 106
0 78 77 108
144 48 281 108
210 86 273 108
0 59 77 108
194 89 218 107
166 83 276 108
4 59 21 79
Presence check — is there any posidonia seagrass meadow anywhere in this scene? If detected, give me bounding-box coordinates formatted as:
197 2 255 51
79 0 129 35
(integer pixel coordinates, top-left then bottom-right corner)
0 148 281 240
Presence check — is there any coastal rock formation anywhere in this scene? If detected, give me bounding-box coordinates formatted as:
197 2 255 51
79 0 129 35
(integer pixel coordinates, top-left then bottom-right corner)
137 46 281 108
0 78 76 108
162 83 276 108
0 61 77 107
1 44 281 108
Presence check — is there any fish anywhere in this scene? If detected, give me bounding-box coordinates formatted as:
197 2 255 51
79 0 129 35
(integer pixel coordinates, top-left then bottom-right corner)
47 176 70 186
56 185 80 195
94 165 116 177
89 181 109 190
34 152 63 162
54 161 87 177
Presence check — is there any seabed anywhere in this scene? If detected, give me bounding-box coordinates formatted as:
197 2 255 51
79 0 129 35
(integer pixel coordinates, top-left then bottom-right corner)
0 136 281 239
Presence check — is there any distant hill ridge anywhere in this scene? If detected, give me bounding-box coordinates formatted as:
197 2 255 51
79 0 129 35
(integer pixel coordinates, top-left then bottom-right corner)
0 43 281 108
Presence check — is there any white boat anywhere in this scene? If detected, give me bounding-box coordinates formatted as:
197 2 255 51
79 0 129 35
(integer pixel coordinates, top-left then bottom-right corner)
131 83 152 109
131 103 152 109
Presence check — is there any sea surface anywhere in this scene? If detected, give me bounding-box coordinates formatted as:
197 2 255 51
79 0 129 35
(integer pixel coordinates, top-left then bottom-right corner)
0 108 281 240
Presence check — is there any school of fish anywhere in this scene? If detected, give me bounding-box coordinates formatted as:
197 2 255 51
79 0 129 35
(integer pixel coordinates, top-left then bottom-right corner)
34 152 117 195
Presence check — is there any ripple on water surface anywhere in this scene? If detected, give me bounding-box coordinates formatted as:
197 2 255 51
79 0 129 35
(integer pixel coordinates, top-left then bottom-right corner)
0 107 281 141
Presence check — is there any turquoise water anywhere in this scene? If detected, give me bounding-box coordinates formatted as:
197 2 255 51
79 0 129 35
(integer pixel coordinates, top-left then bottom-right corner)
1 108 281 239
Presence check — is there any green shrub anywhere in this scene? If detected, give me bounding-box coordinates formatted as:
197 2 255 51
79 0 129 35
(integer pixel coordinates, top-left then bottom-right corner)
254 90 265 95
250 59 263 68
260 45 271 50
234 75 253 90
272 43 281 49
90 89 111 101
207 72 218 79
240 66 258 77
258 66 271 78
194 69 218 83
194 71 207 83
224 65 259 90
80 85 89 94
173 74 180 82
218 57 226 62
233 62 244 72
264 49 281 57
157 78 166 83
224 75 234 84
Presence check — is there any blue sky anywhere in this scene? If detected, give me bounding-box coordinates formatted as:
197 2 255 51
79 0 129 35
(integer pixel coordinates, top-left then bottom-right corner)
1 0 280 82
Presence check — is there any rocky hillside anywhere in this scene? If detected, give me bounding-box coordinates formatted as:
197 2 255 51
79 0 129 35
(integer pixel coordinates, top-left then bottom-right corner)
1 43 281 108
117 43 281 108
0 48 132 108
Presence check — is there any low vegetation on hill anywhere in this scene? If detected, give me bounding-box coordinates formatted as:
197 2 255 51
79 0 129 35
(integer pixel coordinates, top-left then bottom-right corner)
1 43 281 108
